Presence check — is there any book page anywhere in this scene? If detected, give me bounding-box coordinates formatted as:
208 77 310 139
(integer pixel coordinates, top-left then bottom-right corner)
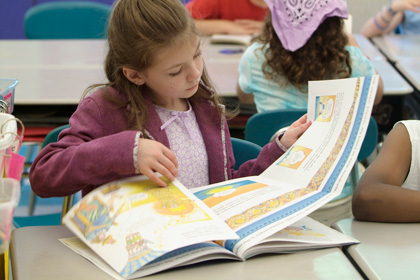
62 175 238 278
193 76 378 258
243 216 358 258
60 237 238 280
262 76 378 186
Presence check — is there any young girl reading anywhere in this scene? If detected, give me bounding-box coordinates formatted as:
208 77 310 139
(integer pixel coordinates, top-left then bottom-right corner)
29 0 310 198
236 0 384 112
353 120 420 222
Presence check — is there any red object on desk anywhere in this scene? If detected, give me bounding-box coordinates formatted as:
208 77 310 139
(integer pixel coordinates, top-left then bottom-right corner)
18 126 58 142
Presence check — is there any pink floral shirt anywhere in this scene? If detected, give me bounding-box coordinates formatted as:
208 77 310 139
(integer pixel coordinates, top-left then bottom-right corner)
154 103 209 189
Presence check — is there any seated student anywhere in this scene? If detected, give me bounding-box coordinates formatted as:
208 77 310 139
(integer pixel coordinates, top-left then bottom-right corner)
360 0 420 38
236 0 384 113
353 120 420 222
29 0 310 198
185 0 268 35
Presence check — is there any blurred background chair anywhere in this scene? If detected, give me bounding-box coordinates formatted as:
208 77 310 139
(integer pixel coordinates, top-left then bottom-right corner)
14 124 75 228
245 109 378 164
24 1 112 39
231 137 262 169
245 109 306 147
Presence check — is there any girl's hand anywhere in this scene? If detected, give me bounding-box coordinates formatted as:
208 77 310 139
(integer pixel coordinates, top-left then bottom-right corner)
225 20 263 34
280 114 312 149
137 139 178 187
234 19 264 34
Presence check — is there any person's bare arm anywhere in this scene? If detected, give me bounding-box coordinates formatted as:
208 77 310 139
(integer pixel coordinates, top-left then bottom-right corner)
360 0 420 38
194 19 263 35
236 83 254 104
346 33 361 47
352 123 420 222
374 76 384 105
360 9 403 38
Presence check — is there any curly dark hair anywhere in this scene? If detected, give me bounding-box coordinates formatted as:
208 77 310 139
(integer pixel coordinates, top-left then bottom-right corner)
259 14 352 92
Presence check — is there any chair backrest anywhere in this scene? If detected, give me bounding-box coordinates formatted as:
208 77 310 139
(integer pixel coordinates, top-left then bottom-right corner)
245 109 306 147
231 137 262 169
42 124 70 148
24 1 112 39
358 117 378 162
245 109 378 162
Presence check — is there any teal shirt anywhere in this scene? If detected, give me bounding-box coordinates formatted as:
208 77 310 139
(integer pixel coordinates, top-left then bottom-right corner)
238 42 376 112
399 10 420 35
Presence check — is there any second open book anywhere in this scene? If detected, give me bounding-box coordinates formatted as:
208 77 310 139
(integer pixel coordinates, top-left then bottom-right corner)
61 76 380 279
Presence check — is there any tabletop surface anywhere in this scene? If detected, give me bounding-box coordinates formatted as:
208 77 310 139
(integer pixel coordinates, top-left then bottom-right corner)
0 36 410 106
396 58 420 92
0 39 108 105
332 218 420 280
371 59 413 95
353 34 413 95
372 34 420 62
10 225 363 280
353 34 386 61
0 39 239 105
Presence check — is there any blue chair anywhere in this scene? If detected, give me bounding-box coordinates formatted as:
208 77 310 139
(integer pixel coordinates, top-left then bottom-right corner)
231 137 262 169
357 117 378 162
24 1 112 39
13 125 74 228
245 109 378 162
245 109 306 147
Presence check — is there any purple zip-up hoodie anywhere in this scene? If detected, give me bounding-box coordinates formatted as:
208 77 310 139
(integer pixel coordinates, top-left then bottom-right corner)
30 85 285 198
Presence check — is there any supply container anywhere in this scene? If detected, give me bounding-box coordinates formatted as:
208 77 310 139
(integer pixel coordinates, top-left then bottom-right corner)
0 113 17 175
0 178 20 253
0 78 18 114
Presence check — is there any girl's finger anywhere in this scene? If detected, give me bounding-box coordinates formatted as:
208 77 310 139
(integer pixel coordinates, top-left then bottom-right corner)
142 169 168 188
290 114 308 128
162 147 179 170
294 120 312 137
152 161 177 182
157 154 178 178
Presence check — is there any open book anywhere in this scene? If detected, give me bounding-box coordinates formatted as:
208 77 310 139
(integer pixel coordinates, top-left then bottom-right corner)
61 76 380 279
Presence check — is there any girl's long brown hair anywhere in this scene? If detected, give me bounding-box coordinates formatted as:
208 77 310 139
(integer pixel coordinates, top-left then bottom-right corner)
84 0 228 132
259 14 352 92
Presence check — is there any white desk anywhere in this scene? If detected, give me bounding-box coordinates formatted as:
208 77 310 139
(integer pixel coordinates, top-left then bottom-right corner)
354 34 413 95
0 38 411 105
10 225 363 280
396 58 420 91
201 37 243 97
354 34 386 61
371 59 413 95
0 40 108 105
0 39 238 105
332 218 420 280
372 34 420 62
